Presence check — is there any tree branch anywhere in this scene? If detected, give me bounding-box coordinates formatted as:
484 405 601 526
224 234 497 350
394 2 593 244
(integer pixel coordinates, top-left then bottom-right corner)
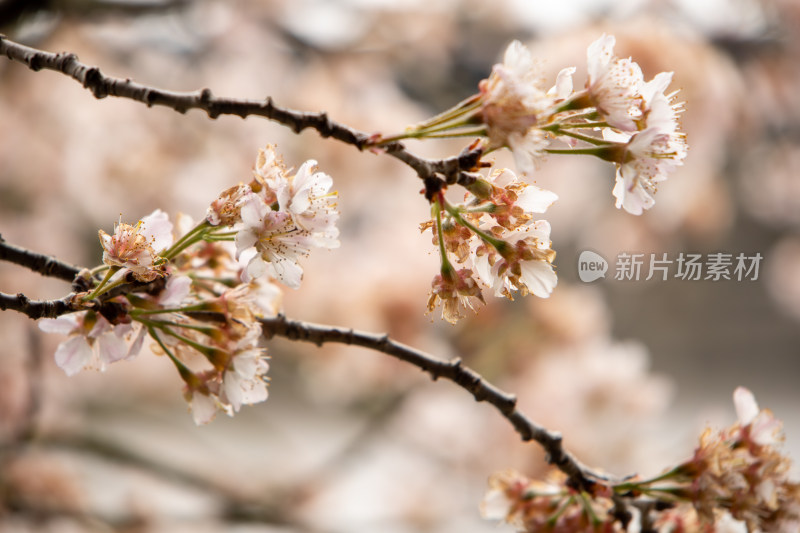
260 314 602 492
0 35 485 191
0 234 83 281
0 291 75 319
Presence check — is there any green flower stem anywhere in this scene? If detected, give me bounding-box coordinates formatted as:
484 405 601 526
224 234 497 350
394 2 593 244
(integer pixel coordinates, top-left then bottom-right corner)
81 266 120 301
203 232 237 242
163 220 212 260
634 486 687 501
89 264 110 276
549 128 611 146
136 316 218 336
545 147 612 157
550 89 593 114
190 274 237 287
163 327 221 357
375 94 483 145
147 326 196 384
578 492 601 525
414 128 487 139
433 199 454 274
444 202 507 253
156 325 228 369
613 466 685 491
555 120 609 129
462 204 496 214
410 93 482 130
130 302 211 316
546 495 575 527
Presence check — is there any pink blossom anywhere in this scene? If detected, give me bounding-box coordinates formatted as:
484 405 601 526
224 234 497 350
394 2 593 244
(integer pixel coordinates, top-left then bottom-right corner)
98 209 174 282
234 148 340 289
38 311 135 376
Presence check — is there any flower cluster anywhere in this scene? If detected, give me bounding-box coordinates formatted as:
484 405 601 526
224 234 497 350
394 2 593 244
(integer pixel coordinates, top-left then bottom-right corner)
660 387 800 532
481 469 619 532
39 146 340 424
211 144 340 288
384 34 687 215
480 388 800 532
423 167 558 324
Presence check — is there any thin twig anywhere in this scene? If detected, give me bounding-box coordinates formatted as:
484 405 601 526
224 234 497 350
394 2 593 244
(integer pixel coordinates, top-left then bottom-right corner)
0 234 83 281
0 35 482 190
260 314 601 492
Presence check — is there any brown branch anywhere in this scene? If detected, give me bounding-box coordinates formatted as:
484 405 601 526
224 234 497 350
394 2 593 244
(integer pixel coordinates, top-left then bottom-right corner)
0 34 482 191
0 35 485 190
260 314 602 492
0 233 83 282
0 291 76 319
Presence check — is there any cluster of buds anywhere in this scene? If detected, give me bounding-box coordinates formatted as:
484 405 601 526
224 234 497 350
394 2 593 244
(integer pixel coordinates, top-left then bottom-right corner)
480 388 800 532
423 167 558 324
39 146 340 423
378 34 687 216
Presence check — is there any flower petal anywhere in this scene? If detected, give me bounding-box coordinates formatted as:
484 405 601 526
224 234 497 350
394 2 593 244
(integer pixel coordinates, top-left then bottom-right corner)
54 336 93 376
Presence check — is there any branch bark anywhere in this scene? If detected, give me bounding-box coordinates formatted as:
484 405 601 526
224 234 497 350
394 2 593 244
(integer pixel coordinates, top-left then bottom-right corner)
0 291 75 319
0 234 83 282
260 314 602 492
0 35 481 190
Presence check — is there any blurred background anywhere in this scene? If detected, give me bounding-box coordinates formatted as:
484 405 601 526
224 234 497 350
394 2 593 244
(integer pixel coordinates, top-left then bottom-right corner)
1 0 799 531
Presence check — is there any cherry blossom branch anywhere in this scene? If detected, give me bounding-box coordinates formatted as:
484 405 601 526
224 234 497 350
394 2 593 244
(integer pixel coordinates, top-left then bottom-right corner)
260 314 601 492
0 35 482 191
0 234 82 282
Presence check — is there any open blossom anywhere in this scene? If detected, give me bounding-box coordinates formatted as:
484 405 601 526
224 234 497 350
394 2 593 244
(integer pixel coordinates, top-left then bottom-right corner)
99 209 173 281
222 345 270 412
235 147 339 289
584 34 644 131
38 310 137 376
473 220 557 299
479 40 554 173
607 125 688 215
236 195 317 288
479 168 559 230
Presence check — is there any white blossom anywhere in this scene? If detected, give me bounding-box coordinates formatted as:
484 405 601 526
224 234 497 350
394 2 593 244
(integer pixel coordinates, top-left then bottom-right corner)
585 34 644 131
39 311 135 376
473 220 557 299
234 147 340 289
608 127 687 215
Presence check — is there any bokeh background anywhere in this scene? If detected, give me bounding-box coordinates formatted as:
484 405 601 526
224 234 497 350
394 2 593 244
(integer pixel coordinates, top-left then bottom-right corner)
1 0 799 531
